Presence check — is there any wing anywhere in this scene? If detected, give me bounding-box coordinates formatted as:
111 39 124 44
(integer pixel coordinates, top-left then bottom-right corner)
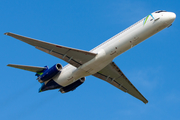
7 64 46 72
93 62 148 104
5 32 97 68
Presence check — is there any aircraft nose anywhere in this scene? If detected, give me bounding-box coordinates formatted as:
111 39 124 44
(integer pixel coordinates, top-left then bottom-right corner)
169 12 176 21
164 12 176 24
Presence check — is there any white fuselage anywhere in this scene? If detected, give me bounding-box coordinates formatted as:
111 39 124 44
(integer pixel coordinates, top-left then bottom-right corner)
54 11 176 86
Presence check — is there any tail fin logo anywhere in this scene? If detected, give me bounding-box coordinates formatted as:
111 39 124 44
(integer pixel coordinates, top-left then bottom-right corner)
143 14 154 25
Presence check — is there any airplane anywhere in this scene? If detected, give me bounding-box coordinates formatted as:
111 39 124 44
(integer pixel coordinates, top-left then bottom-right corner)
5 10 176 104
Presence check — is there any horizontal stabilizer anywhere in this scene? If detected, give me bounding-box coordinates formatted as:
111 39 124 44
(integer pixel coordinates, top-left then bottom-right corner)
7 64 46 72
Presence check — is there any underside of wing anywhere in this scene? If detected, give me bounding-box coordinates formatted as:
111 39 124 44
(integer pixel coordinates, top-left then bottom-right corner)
93 62 148 104
5 32 97 68
7 64 46 72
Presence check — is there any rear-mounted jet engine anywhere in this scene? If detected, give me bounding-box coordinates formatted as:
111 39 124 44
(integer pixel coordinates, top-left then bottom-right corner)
60 77 86 93
36 63 62 83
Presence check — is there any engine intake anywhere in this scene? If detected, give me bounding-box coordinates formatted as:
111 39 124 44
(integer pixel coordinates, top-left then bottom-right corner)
38 63 62 82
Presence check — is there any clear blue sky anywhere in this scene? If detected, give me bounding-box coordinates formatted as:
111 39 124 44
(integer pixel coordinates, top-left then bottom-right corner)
1 0 180 120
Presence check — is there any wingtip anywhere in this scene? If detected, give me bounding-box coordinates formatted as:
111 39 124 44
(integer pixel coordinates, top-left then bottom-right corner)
144 100 148 104
7 64 16 68
4 32 14 36
4 32 9 35
7 64 11 67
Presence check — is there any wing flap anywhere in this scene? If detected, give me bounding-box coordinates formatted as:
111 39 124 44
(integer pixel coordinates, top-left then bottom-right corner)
36 46 81 68
5 32 97 68
93 62 148 104
7 64 46 72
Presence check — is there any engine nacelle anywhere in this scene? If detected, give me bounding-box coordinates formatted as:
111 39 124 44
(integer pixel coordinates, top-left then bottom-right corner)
60 77 85 93
39 79 62 92
38 63 62 82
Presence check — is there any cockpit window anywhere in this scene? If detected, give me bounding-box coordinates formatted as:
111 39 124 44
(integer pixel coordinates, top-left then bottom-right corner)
155 10 167 13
